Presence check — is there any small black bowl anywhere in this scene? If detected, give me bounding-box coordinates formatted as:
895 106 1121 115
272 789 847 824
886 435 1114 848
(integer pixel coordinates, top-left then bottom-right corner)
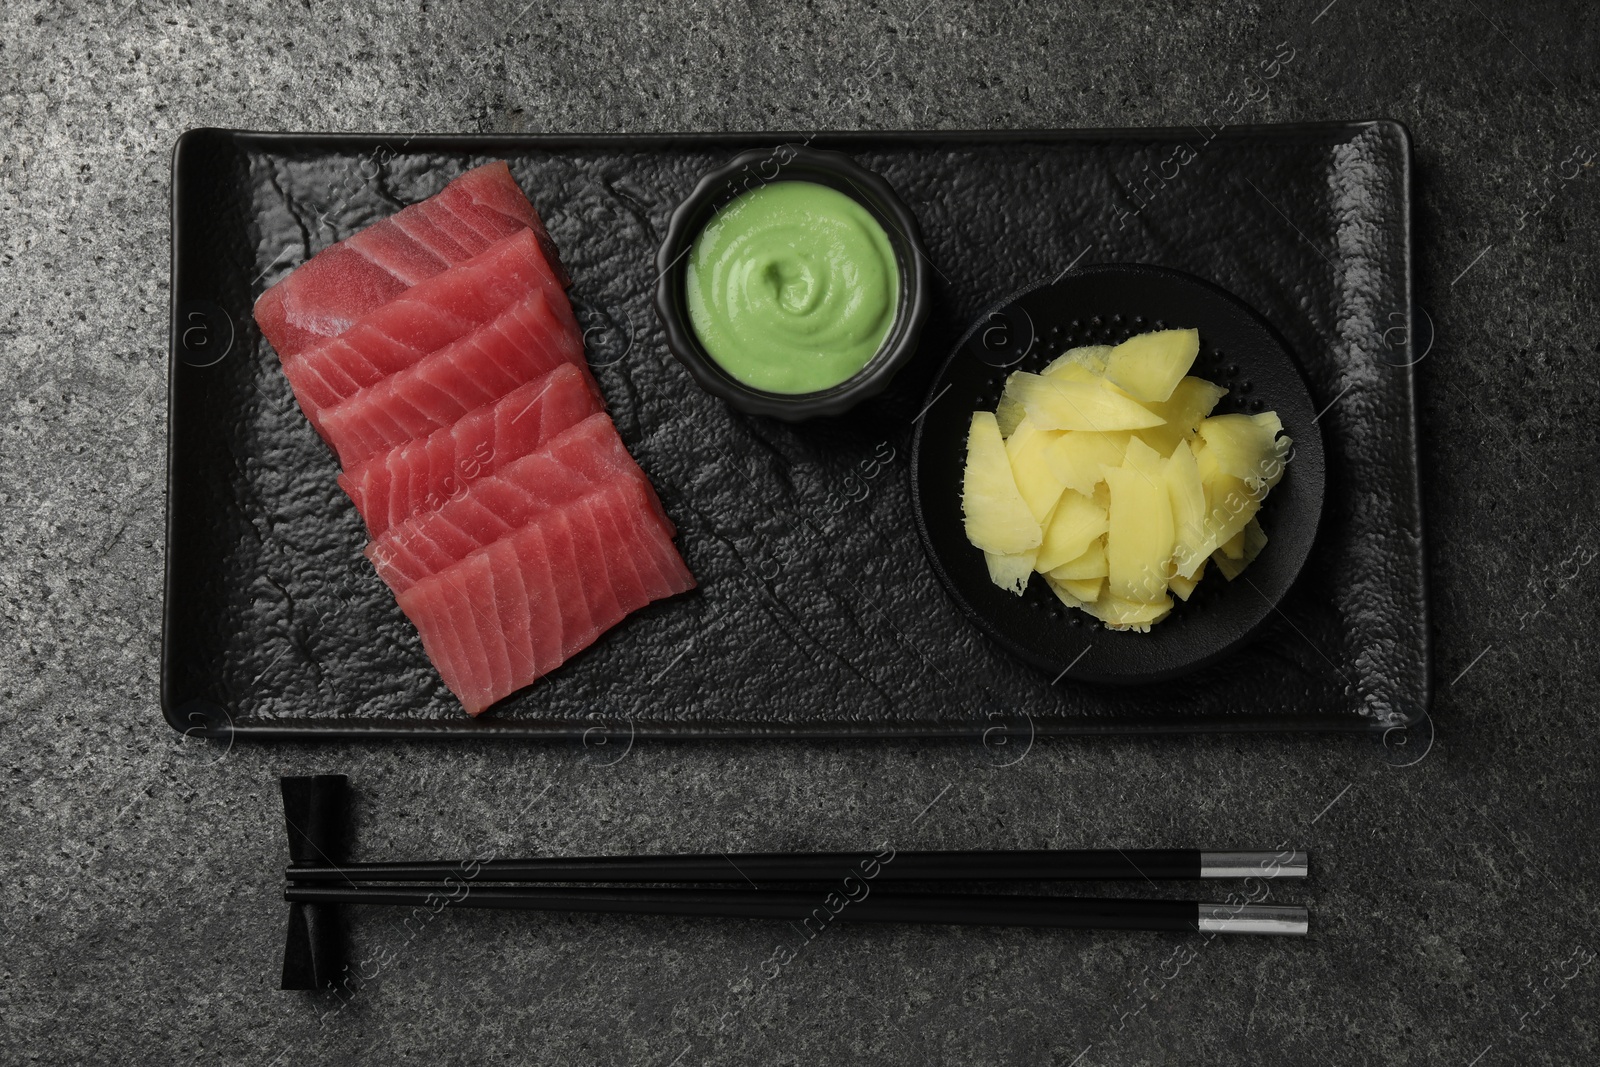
653 145 933 421
911 264 1328 686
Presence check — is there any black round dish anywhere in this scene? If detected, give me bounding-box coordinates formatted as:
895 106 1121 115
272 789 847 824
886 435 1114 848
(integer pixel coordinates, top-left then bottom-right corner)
653 146 933 421
910 264 1327 685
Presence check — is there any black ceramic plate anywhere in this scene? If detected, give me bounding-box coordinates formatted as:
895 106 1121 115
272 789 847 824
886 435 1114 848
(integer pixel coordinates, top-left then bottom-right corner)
165 124 1425 740
912 265 1327 684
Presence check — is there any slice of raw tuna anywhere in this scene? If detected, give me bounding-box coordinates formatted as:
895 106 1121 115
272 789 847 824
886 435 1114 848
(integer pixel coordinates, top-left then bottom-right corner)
253 161 568 357
276 229 569 429
338 362 602 537
252 158 695 716
365 412 672 592
395 479 697 715
315 285 585 468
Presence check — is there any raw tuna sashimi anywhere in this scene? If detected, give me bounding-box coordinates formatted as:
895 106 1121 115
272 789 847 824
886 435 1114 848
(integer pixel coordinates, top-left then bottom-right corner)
395 479 697 714
253 161 568 357
277 230 568 429
315 286 586 468
252 158 695 717
365 412 672 591
338 363 602 537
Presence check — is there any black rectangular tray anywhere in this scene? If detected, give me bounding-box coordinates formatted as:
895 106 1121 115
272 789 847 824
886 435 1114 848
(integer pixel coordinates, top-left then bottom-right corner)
164 124 1427 740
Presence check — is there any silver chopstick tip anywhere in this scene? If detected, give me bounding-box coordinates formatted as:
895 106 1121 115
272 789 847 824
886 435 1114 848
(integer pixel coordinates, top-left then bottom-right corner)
1199 850 1309 879
1196 903 1309 936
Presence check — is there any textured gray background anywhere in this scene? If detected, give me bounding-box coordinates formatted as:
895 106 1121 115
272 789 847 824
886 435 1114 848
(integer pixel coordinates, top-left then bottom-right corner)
3 1 1598 1065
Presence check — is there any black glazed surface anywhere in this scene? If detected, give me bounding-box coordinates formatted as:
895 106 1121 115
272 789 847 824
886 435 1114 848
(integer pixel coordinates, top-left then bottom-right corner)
164 124 1423 738
912 264 1327 685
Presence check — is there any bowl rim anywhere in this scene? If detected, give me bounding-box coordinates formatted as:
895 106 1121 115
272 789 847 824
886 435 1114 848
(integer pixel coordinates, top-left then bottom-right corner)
652 144 933 421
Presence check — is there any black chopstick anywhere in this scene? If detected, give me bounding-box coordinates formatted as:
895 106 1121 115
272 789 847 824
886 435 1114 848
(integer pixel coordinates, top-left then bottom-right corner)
282 883 1308 935
283 848 1306 885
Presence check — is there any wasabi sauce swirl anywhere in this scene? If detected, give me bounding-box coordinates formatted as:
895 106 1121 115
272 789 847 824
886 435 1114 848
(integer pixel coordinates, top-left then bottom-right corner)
685 181 900 394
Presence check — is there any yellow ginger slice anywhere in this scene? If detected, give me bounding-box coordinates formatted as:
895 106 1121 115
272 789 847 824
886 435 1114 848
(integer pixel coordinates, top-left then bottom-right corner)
962 411 1041 555
1007 373 1164 432
1103 438 1175 604
1035 490 1110 573
1005 419 1068 525
985 549 1039 596
1164 439 1210 578
1081 592 1175 632
1212 518 1269 580
1103 328 1200 403
1049 539 1109 581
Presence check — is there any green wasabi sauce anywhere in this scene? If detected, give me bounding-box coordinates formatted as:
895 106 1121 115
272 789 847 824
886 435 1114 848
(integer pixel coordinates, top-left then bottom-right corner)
685 181 900 394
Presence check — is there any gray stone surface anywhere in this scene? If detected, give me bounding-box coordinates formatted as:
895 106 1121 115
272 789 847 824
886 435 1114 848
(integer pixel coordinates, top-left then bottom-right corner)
2 1 1597 1064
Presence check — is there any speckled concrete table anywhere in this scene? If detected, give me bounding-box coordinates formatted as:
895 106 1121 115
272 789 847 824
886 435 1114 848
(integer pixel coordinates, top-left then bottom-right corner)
3 2 1598 1064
